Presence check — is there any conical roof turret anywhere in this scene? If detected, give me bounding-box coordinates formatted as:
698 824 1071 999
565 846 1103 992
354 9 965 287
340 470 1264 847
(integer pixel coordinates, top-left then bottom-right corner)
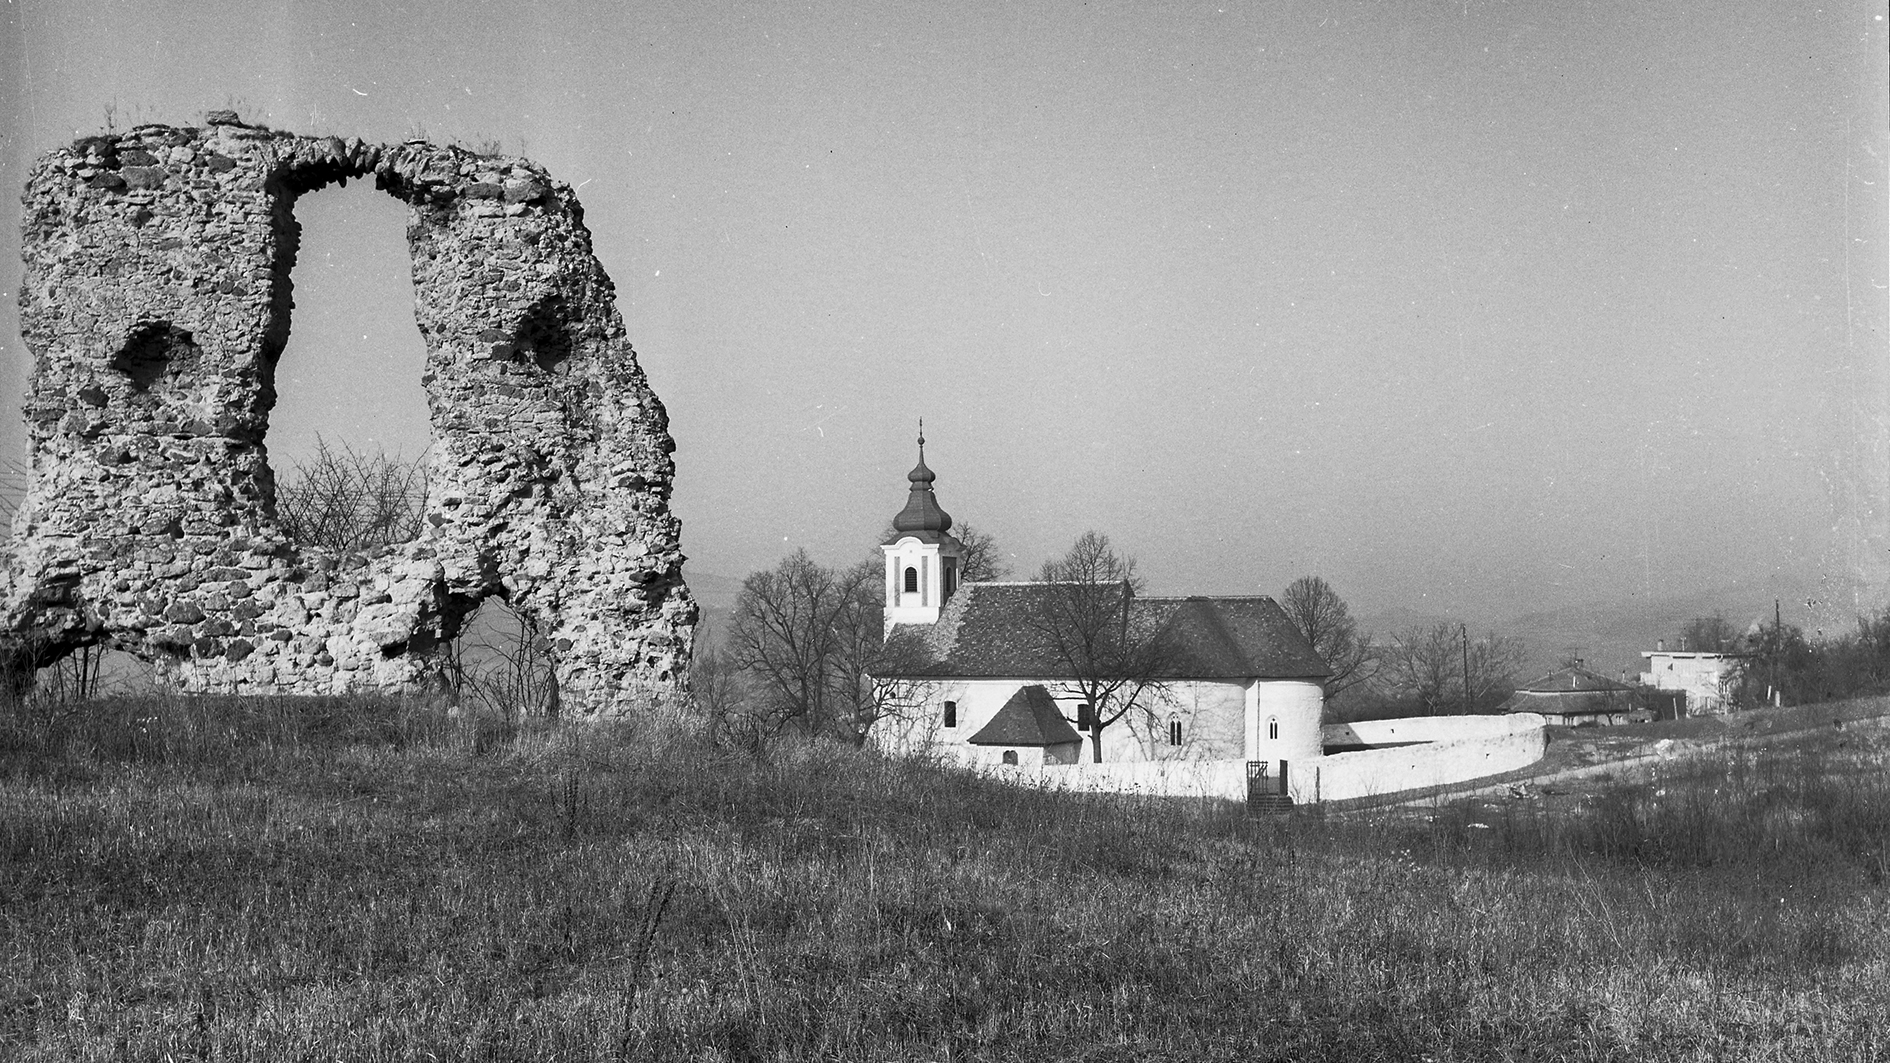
886 422 954 542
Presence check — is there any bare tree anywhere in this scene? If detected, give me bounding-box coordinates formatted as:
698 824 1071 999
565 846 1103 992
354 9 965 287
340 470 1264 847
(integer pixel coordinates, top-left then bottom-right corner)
274 437 427 553
827 560 908 746
1677 614 1742 653
728 550 849 732
1027 531 1171 763
955 522 1012 583
1380 622 1526 714
1380 624 1457 714
689 623 770 752
725 551 924 746
1280 575 1377 702
1464 630 1527 712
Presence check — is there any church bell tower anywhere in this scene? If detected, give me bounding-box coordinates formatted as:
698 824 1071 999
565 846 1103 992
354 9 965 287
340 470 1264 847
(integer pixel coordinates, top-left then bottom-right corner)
882 422 964 632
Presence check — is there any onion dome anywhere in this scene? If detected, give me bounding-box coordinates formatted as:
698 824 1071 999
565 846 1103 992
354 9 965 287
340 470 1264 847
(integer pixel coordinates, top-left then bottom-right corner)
886 422 954 542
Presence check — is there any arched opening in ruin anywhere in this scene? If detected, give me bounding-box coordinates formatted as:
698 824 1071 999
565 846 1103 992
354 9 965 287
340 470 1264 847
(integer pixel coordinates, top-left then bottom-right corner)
264 178 432 554
441 599 561 718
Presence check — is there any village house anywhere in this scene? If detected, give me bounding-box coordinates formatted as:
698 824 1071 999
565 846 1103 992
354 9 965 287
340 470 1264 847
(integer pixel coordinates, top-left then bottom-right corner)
866 433 1331 787
1640 641 1746 715
1499 664 1642 727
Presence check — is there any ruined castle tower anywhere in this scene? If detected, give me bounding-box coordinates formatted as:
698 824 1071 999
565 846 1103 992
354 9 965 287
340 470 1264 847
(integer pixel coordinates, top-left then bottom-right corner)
6 113 695 712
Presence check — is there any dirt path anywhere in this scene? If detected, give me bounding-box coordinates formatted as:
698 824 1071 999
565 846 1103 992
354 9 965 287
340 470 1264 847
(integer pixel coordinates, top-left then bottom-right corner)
1443 715 1890 804
1331 695 1890 813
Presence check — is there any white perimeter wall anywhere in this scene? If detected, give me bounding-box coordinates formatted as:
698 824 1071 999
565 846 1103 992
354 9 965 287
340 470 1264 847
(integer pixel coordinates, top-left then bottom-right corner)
1313 714 1547 803
959 713 1548 804
982 758 1251 800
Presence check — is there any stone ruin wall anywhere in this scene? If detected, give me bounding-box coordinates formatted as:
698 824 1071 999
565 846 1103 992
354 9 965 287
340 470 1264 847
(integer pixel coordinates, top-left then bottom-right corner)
5 113 695 712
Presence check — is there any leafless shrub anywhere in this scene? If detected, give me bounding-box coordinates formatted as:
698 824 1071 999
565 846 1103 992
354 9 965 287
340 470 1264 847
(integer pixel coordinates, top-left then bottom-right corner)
274 437 426 554
439 601 560 720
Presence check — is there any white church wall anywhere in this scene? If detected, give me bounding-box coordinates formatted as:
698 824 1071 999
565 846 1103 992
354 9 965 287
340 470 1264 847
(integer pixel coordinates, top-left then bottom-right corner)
869 677 1273 766
1124 682 1246 761
1251 680 1325 764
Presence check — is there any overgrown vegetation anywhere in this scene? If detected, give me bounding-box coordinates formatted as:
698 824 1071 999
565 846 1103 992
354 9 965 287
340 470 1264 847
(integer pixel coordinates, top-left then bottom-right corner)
272 437 427 556
268 440 558 717
1 694 1885 1059
1733 607 1890 709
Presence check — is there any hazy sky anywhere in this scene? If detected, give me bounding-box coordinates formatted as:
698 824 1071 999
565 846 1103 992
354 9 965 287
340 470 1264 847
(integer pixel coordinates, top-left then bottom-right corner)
1 0 1885 628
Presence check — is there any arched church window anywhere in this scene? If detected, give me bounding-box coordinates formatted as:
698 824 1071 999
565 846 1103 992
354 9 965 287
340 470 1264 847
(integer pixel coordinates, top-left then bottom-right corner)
1001 750 1018 766
1167 717 1183 746
904 566 918 593
1267 716 1279 741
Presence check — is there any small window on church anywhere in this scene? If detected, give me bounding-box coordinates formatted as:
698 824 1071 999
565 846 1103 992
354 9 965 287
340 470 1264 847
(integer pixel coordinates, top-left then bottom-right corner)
1076 703 1094 731
1267 716 1279 741
942 700 957 728
903 566 918 593
1167 717 1182 747
1001 750 1018 766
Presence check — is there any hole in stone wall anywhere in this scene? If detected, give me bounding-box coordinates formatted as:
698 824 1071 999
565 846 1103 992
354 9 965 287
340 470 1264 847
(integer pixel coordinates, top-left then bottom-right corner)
444 599 560 718
515 295 574 374
265 179 432 549
111 323 197 392
30 643 154 703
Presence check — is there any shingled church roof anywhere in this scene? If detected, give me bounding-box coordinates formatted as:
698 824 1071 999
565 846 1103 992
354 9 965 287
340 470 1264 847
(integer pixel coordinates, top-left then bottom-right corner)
878 582 1330 680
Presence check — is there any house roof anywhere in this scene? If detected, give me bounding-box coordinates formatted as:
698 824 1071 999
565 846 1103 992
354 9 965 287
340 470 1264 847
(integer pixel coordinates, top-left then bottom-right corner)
1515 666 1637 694
1499 667 1635 716
966 685 1084 746
878 582 1330 680
1500 688 1631 716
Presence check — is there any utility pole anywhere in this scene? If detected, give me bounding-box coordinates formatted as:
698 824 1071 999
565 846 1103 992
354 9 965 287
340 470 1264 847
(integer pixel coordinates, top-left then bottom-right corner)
1461 622 1471 715
1771 598 1781 707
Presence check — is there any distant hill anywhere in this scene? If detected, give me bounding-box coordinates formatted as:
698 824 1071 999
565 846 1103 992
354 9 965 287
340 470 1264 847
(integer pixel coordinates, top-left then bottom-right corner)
683 568 745 647
687 565 1884 683
1362 570 1883 686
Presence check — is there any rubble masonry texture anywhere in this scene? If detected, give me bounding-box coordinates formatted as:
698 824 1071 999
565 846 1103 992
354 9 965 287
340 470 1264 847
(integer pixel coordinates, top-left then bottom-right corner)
6 115 695 711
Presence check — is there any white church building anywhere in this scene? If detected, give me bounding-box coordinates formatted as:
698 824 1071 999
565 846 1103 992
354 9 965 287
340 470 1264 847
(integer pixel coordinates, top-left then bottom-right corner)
866 432 1332 794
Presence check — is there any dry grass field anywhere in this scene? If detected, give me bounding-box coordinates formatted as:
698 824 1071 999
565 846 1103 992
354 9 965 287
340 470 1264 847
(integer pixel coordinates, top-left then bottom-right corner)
1 694 1886 1061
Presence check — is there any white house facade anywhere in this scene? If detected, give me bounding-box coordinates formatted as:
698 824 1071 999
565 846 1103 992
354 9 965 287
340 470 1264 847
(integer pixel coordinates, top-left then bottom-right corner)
1639 650 1744 715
